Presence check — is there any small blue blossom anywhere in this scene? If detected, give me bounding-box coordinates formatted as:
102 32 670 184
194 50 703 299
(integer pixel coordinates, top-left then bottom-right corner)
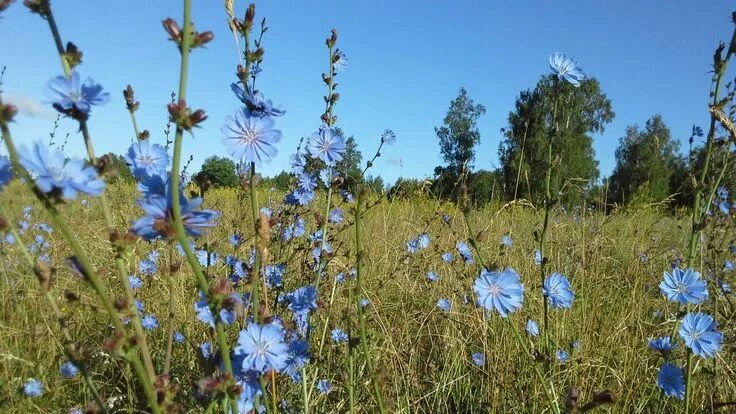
360 298 370 308
556 349 569 362
679 312 723 358
441 252 454 263
456 241 474 264
231 83 285 117
60 362 79 378
174 331 185 344
437 298 452 312
418 233 430 249
200 342 213 359
47 71 109 117
719 279 732 294
331 328 348 343
139 259 157 276
283 339 310 383
501 234 513 247
286 285 318 336
222 108 282 165
19 142 105 200
141 314 158 331
649 337 677 357
534 250 542 265
660 268 708 305
473 267 524 317
543 272 574 309
380 129 396 145
333 50 348 71
124 141 169 180
426 271 439 282
264 263 286 288
128 275 143 289
0 156 12 190
316 379 332 394
725 260 734 271
339 188 354 203
308 126 346 166
132 184 220 241
328 208 344 224
406 238 421 254
657 362 685 400
229 233 241 247
23 378 43 397
549 52 584 87
234 323 289 373
471 352 485 367
526 319 540 337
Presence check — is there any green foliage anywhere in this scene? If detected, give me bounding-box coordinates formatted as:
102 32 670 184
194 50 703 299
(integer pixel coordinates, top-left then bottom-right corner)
388 177 427 199
468 169 501 205
670 140 736 208
364 174 385 194
102 152 134 183
608 115 683 205
436 87 486 174
262 171 293 192
193 156 239 189
498 75 614 204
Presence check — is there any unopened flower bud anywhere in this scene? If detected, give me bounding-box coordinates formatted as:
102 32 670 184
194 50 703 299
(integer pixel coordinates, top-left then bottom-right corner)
326 28 337 47
162 18 181 44
244 4 256 29
0 102 18 124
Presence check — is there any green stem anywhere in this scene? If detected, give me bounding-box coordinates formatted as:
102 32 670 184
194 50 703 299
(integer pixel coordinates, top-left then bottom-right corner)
128 353 163 414
168 1 237 411
302 367 311 413
539 78 560 358
44 10 71 78
81 117 157 382
248 162 262 322
507 317 560 414
163 243 176 376
354 186 386 413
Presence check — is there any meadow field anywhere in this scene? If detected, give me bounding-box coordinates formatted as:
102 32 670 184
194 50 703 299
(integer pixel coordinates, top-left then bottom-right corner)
1 182 734 413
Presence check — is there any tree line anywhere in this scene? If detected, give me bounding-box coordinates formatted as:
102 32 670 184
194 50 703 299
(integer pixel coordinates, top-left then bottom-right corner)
104 72 735 210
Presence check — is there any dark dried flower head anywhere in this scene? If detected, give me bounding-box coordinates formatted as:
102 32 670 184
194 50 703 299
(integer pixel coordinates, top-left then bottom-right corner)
124 85 139 112
64 42 83 70
23 0 49 16
0 0 15 13
0 102 18 124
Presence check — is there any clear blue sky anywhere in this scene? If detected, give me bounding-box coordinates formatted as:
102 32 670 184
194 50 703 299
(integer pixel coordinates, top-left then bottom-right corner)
1 1 733 185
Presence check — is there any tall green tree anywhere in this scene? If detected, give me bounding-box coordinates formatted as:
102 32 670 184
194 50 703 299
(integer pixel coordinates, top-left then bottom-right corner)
194 156 239 189
436 87 486 174
433 88 485 200
608 115 683 204
498 75 614 203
